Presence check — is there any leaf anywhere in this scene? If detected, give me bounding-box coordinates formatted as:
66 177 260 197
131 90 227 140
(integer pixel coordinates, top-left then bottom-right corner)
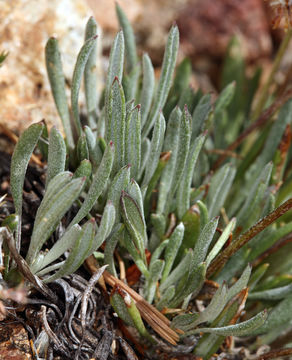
157 107 181 215
171 313 199 331
70 142 114 227
141 112 166 192
150 239 169 266
140 53 155 127
157 286 175 310
84 125 102 170
116 3 137 73
121 191 147 263
71 35 98 136
73 159 92 181
77 133 89 162
26 176 86 266
192 310 267 337
176 133 206 219
45 38 74 149
142 25 179 137
226 264 251 302
161 222 184 283
46 127 66 188
104 224 124 277
125 105 141 179
138 138 151 181
110 292 135 327
214 82 235 116
105 30 125 95
249 283 292 301
106 78 126 175
44 219 95 282
192 94 212 139
145 259 165 303
10 122 44 251
84 17 99 128
192 217 219 268
32 224 82 274
108 165 131 223
205 218 236 268
206 163 236 219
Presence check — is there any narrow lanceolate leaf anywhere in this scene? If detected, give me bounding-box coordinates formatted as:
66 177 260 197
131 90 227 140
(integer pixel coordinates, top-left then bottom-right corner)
161 222 184 283
177 133 206 219
205 218 236 268
77 134 89 162
70 142 114 227
206 163 236 219
45 38 74 149
146 259 165 303
26 176 86 266
157 107 181 215
44 219 95 282
125 105 141 179
106 78 126 175
84 17 98 128
11 122 44 217
84 126 102 170
121 191 147 264
192 310 267 337
142 113 166 193
166 106 191 213
105 30 125 95
116 3 137 73
142 25 179 137
46 127 66 188
10 122 44 251
89 201 116 254
226 264 251 302
249 283 292 301
127 179 145 222
192 217 219 268
71 35 98 136
192 94 212 139
138 138 151 181
73 159 92 181
108 165 131 222
141 53 155 127
33 224 82 274
104 224 124 277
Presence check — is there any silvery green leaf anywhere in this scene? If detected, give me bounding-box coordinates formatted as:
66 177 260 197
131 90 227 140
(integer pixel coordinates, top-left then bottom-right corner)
169 262 206 308
192 216 219 268
110 292 135 327
90 201 116 254
177 133 206 219
10 122 44 218
205 218 236 268
146 259 164 303
45 38 74 149
44 219 95 282
106 78 126 175
206 163 236 219
150 213 166 239
105 30 124 95
108 165 131 223
141 53 155 127
142 25 179 137
171 313 199 331
70 142 114 227
84 125 102 170
123 64 140 101
157 285 175 310
73 159 92 181
248 263 269 291
35 261 65 277
116 3 137 73
138 138 151 181
197 200 209 231
141 112 166 192
165 106 191 213
104 224 124 277
192 94 212 139
161 222 184 283
192 283 228 328
127 179 145 221
46 127 66 188
71 35 98 136
157 107 181 215
77 133 89 162
150 239 169 266
26 176 86 265
249 283 292 301
125 105 141 179
120 191 147 263
84 17 98 128
191 310 267 337
214 82 235 116
226 264 251 302
160 250 192 292
32 224 82 274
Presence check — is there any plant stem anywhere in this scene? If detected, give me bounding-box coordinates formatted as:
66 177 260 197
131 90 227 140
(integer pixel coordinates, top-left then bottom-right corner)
252 29 292 121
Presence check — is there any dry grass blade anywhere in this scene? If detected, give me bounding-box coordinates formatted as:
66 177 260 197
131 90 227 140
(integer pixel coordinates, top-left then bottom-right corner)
257 348 292 360
207 198 292 277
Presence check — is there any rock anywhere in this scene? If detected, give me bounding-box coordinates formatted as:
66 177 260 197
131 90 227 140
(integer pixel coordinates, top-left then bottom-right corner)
0 0 94 133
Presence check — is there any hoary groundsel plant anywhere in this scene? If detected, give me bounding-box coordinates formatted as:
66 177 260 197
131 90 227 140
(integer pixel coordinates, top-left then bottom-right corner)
2 2 292 359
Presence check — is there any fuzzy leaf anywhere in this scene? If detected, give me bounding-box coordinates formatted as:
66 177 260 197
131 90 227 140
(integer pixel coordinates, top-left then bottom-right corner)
146 259 165 303
104 224 124 277
192 94 212 139
125 105 141 179
84 125 102 170
46 127 66 187
249 283 292 301
138 138 151 181
71 35 98 136
77 133 89 162
141 53 155 127
45 38 74 149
